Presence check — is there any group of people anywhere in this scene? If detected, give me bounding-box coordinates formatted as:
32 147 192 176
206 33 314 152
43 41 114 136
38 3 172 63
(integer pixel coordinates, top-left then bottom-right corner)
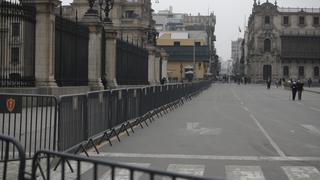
266 78 304 101
290 80 304 101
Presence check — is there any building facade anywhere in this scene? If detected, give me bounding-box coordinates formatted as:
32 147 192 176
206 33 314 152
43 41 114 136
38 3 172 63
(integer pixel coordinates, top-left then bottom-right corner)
64 0 154 46
157 32 210 81
153 8 218 78
231 38 244 76
246 0 320 83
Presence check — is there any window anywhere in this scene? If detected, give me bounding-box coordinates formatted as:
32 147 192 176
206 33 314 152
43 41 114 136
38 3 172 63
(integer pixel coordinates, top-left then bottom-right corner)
313 17 319 26
11 47 19 64
299 16 305 25
298 66 304 77
12 23 20 37
283 66 289 76
283 16 289 25
124 10 135 18
264 16 270 24
314 66 319 77
174 41 180 46
195 42 201 46
264 39 271 52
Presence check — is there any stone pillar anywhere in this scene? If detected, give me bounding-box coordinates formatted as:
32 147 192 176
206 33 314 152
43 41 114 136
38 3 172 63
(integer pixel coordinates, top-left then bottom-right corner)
160 50 168 79
25 0 59 87
81 12 104 90
147 46 156 85
103 23 118 88
154 50 161 84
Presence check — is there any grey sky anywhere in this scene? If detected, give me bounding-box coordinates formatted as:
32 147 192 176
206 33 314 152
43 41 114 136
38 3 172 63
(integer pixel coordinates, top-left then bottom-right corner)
152 0 320 61
61 0 320 61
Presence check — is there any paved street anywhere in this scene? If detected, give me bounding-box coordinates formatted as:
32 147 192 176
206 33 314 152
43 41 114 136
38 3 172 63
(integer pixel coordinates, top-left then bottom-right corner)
79 83 320 180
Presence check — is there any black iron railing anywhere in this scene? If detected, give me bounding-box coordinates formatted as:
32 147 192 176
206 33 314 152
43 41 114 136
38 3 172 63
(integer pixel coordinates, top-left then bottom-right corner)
55 16 89 87
0 1 36 87
116 38 149 85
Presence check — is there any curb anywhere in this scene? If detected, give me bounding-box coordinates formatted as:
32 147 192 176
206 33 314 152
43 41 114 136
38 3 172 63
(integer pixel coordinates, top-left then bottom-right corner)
304 90 320 94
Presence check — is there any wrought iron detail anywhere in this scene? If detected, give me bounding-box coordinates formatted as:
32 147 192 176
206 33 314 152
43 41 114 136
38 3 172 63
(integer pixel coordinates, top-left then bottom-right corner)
99 0 114 22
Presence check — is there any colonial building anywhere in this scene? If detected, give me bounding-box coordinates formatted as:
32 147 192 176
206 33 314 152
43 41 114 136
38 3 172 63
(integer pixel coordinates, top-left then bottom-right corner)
246 0 320 83
64 0 154 46
153 8 218 78
157 32 210 82
231 38 244 76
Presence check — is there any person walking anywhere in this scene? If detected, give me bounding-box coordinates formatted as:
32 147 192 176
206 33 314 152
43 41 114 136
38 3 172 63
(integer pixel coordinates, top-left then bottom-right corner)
291 80 298 101
308 78 312 88
266 79 271 89
297 80 304 101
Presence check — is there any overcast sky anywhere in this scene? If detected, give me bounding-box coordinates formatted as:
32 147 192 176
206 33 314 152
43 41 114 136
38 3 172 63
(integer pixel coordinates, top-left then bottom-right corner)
152 0 319 61
62 0 320 61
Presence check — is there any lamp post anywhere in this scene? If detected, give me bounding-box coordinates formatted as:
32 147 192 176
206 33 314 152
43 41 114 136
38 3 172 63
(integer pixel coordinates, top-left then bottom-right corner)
95 0 114 22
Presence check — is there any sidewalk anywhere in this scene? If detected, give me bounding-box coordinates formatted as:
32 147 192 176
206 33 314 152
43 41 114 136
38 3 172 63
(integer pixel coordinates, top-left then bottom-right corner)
304 87 320 94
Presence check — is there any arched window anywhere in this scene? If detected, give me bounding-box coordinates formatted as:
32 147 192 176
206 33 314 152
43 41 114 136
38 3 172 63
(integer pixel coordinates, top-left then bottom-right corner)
265 16 270 24
314 66 320 77
264 39 271 52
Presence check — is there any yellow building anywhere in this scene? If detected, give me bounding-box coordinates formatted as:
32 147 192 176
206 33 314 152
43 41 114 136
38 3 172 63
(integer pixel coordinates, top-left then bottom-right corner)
157 32 210 81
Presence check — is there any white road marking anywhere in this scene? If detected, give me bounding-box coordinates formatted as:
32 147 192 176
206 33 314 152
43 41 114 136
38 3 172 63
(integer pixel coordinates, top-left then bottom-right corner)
50 161 93 180
88 152 320 162
301 124 320 136
296 102 304 106
309 107 320 112
99 163 150 180
226 166 265 180
282 166 320 180
165 164 205 179
186 122 222 135
250 114 286 157
243 106 249 112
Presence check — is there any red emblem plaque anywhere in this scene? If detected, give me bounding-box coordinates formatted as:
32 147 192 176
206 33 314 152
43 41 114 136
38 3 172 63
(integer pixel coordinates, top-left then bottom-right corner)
6 98 16 113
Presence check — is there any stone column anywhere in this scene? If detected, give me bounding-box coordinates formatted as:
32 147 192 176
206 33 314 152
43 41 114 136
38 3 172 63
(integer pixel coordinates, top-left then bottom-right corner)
160 50 168 79
147 46 156 85
25 0 59 87
103 23 118 88
154 50 161 84
81 12 104 90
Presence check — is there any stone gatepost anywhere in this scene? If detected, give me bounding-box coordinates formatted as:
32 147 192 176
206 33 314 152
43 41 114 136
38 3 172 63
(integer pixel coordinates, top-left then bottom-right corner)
81 12 104 90
154 50 161 84
103 23 118 88
25 0 59 87
160 50 168 79
147 46 156 85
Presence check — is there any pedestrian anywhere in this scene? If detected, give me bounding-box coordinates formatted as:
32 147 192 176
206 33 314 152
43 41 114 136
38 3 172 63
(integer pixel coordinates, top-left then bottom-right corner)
307 78 312 88
160 77 166 85
291 80 298 101
266 79 271 89
296 80 304 101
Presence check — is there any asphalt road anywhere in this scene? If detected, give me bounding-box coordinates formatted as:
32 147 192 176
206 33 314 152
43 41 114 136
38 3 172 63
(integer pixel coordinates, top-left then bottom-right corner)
85 84 320 180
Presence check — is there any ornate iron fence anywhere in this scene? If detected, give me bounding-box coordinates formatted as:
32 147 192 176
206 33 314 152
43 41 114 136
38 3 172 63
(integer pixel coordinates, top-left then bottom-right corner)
0 0 36 87
55 16 89 87
116 38 149 85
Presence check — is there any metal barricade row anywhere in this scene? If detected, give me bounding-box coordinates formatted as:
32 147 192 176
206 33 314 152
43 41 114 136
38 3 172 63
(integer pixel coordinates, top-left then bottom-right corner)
31 150 214 180
0 134 26 180
0 94 58 159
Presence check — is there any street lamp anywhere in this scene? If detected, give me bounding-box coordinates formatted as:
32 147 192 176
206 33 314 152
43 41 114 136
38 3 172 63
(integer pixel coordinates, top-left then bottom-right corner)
97 0 114 22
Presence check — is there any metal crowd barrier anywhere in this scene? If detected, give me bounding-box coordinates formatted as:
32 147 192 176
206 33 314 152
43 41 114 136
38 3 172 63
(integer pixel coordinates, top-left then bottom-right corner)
57 81 211 153
31 150 214 180
0 81 211 158
0 94 58 159
0 134 26 180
